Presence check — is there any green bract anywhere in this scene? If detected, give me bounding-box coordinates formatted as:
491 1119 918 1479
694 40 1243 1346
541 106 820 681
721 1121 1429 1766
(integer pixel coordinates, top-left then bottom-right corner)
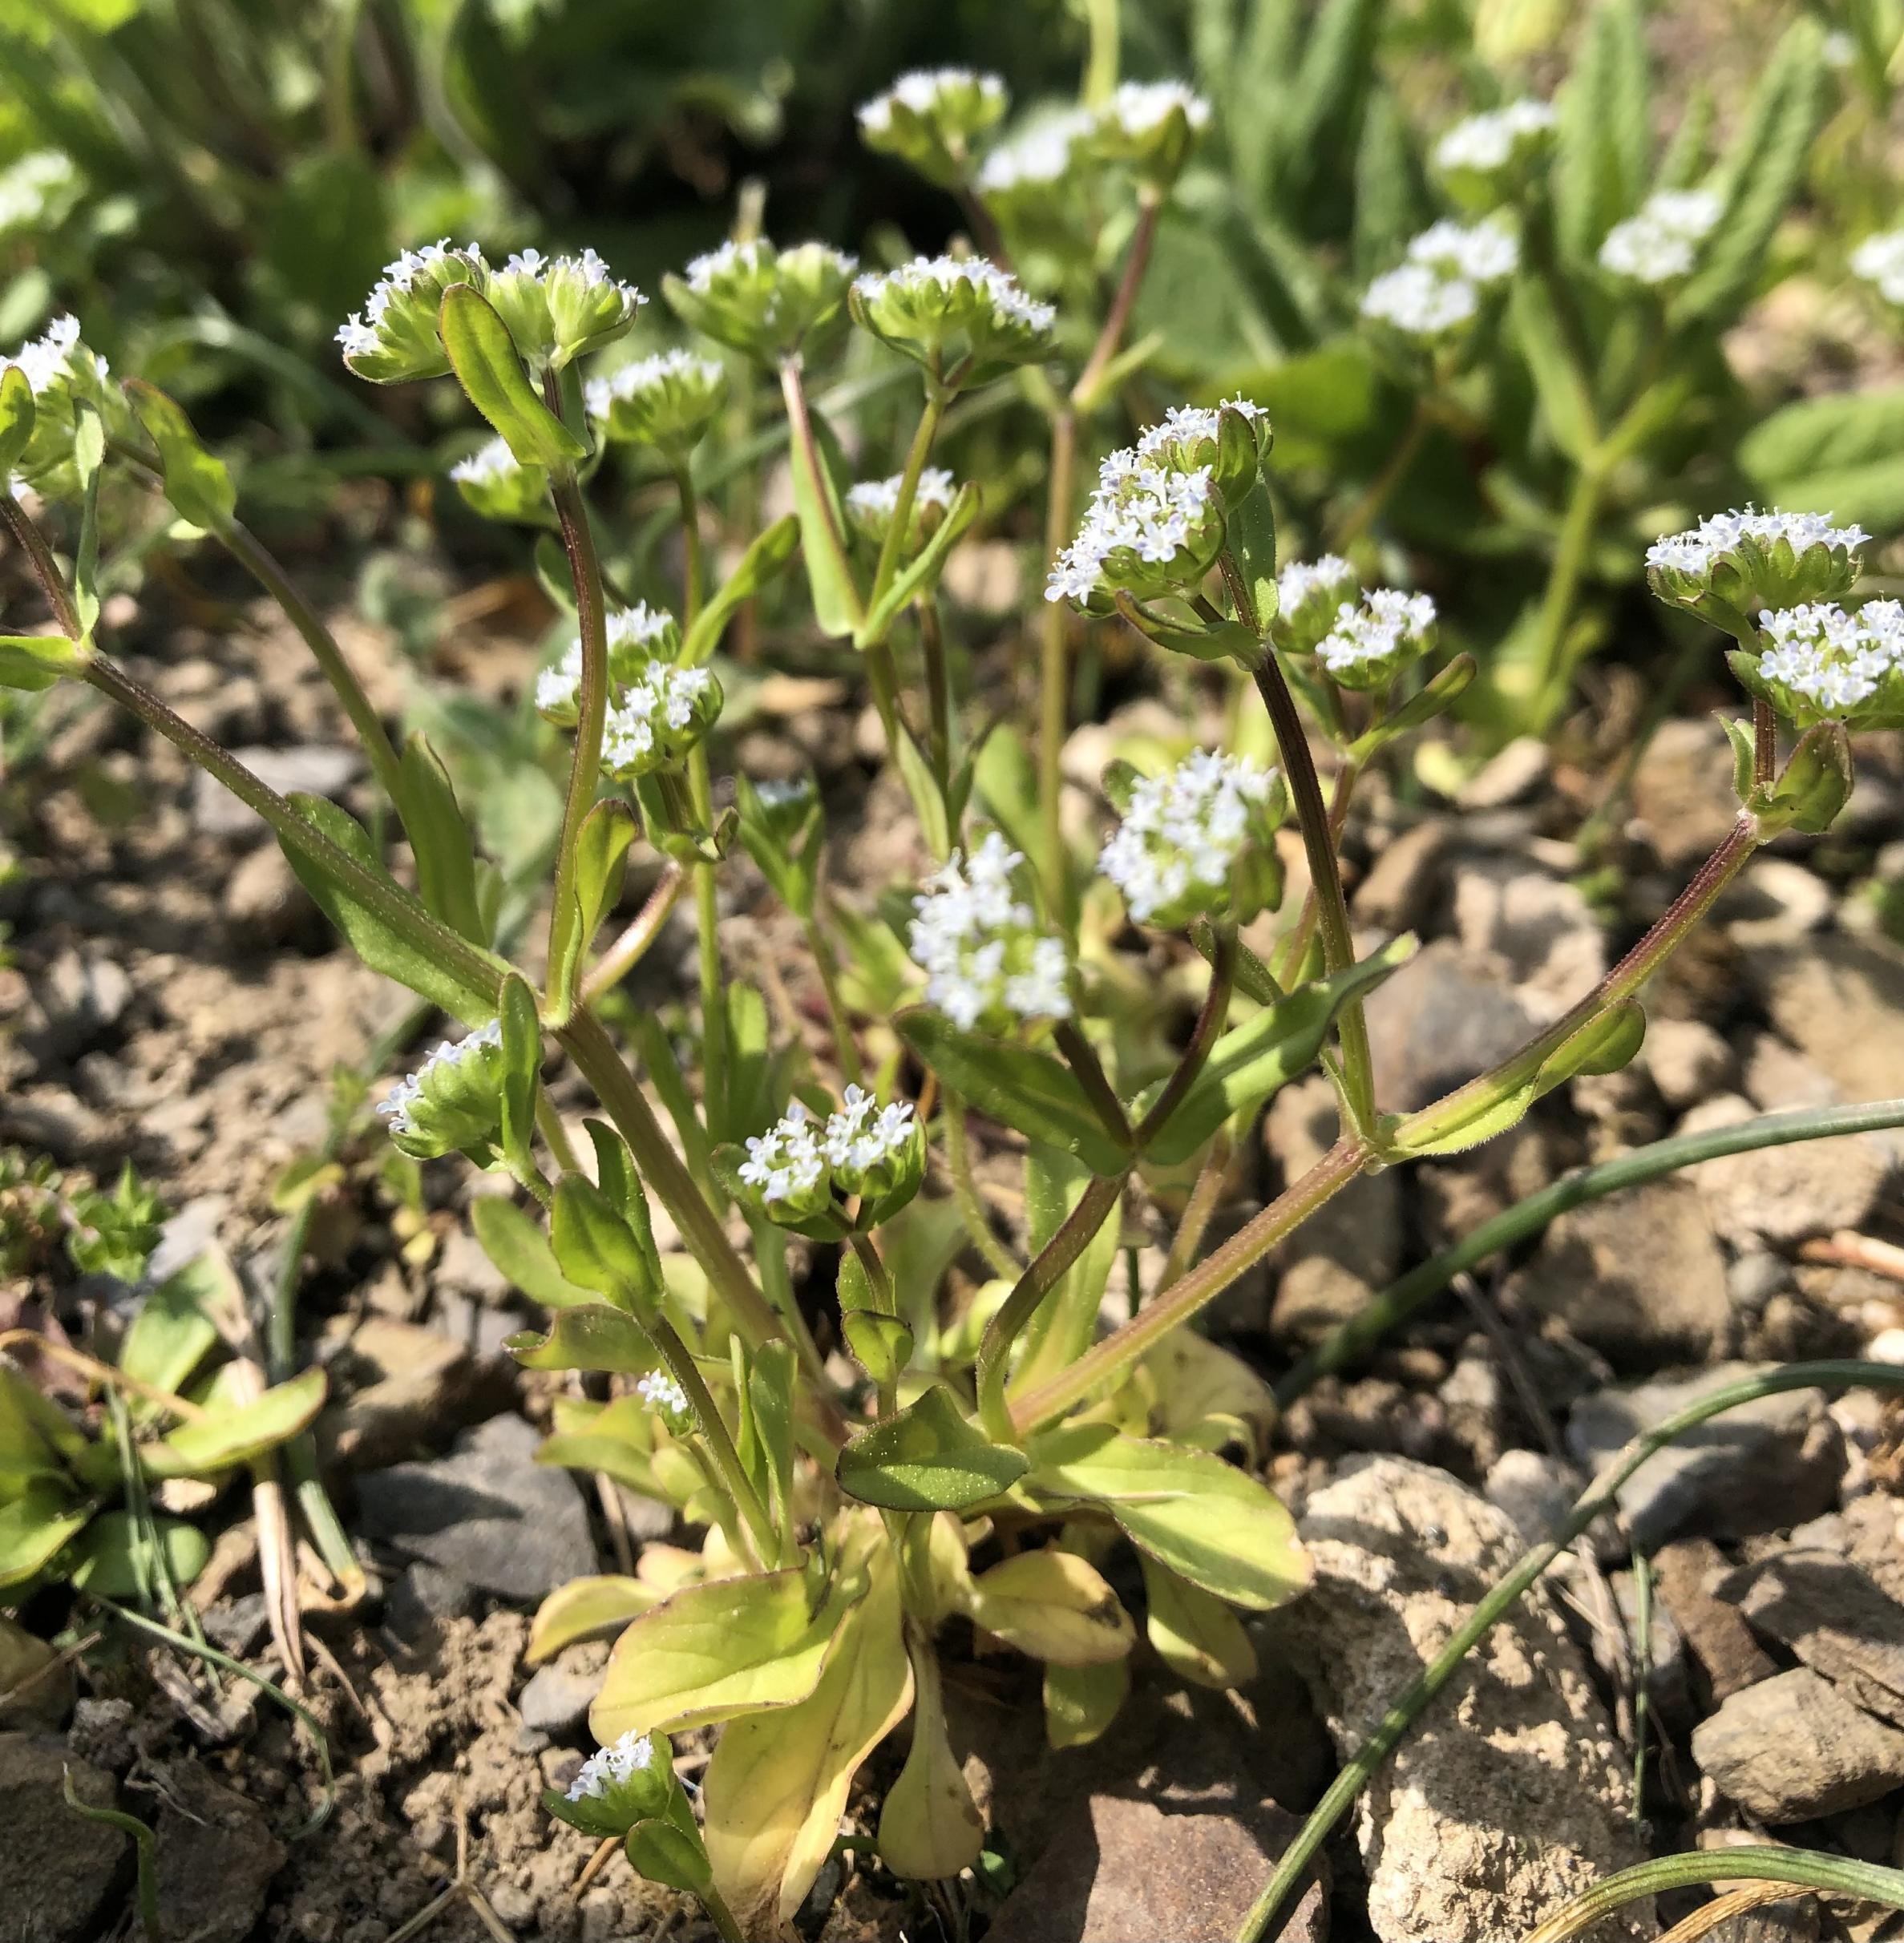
450 436 549 524
1085 79 1211 187
377 1020 507 1162
844 466 956 556
486 247 645 369
664 239 857 365
2 314 118 500
1646 508 1870 641
336 239 490 383
849 256 1057 391
857 67 1007 188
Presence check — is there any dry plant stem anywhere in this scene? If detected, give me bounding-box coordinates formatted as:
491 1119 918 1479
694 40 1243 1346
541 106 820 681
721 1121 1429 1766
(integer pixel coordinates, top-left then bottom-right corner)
944 1095 1024 1280
978 1169 1130 1440
649 1312 777 1565
1234 1362 1904 1943
1137 927 1237 1145
0 1329 208 1420
580 861 686 1004
1655 1886 1807 1943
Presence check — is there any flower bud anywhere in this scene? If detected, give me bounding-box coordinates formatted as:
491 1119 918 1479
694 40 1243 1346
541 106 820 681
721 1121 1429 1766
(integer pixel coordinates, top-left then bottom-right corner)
1085 80 1210 186
1851 230 1904 309
908 830 1072 1035
585 348 727 457
1134 401 1270 509
545 1731 677 1840
1270 555 1361 656
845 467 956 556
1646 507 1869 640
1432 99 1557 212
450 436 548 524
1599 190 1720 289
377 1021 506 1163
535 605 681 726
486 247 644 370
337 240 490 383
1045 440 1227 610
1312 588 1437 693
1098 749 1287 929
2 314 118 499
1732 600 1904 731
665 240 857 365
858 68 1008 188
733 1087 925 1233
849 256 1057 390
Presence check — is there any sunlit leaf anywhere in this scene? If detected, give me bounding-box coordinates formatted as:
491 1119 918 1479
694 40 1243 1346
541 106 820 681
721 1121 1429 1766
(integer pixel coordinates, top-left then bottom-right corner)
835 1384 1029 1513
139 1367 326 1480
966 1548 1135 1666
1139 1554 1259 1688
876 1638 984 1880
528 1574 662 1665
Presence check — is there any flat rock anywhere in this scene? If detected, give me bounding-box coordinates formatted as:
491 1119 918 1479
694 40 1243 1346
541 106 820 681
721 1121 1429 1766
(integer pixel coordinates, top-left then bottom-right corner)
356 1413 596 1603
1457 737 1550 810
1717 857 1834 947
152 1759 285 1943
1566 1364 1845 1550
1748 934 1904 1103
192 745 361 838
517 1641 610 1740
1641 1018 1734 1111
0 1734 131 1943
1692 1668 1904 1822
1677 1093 1892 1246
1449 854 1605 1012
1716 1550 1904 1727
1361 939 1541 1115
1502 1178 1730 1371
1652 1539 1777 1703
317 1316 513 1470
1260 1456 1655 1941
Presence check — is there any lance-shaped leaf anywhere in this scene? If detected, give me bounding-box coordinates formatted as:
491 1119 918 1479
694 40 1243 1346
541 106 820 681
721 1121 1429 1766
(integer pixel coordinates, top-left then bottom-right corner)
0 365 35 473
1138 1554 1259 1688
786 391 863 637
855 482 981 649
877 1638 984 1881
1140 934 1415 1165
965 1548 1135 1665
895 1010 1130 1176
702 1512 912 1933
139 1366 327 1480
591 1566 856 1742
550 1174 658 1315
1113 591 1262 666
471 1196 594 1309
1226 478 1279 632
72 405 103 638
625 1817 713 1896
528 1574 662 1663
0 633 86 693
835 1384 1029 1513
0 1484 91 1589
496 974 544 1182
681 514 800 665
1044 1656 1129 1751
123 378 237 532
1507 281 1596 466
439 284 589 470
507 1302 657 1375
1025 1424 1311 1611
397 733 486 943
549 800 635 1021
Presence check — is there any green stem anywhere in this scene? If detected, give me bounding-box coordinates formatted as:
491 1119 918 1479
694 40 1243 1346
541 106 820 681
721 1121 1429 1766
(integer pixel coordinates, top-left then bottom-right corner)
1053 1019 1132 1149
1331 398 1429 551
919 598 955 808
61 1772 160 1941
866 390 945 630
580 862 686 1006
1071 192 1161 413
673 461 705 632
700 1884 748 1943
1137 925 1236 1148
778 356 863 629
689 745 728 1143
650 1313 777 1566
1232 1362 1904 1942
802 913 863 1085
1529 461 1606 729
1 491 83 640
1038 407 1079 915
848 1230 899 1416
944 1094 1022 1282
1278 1096 1904 1404
977 1169 1130 1440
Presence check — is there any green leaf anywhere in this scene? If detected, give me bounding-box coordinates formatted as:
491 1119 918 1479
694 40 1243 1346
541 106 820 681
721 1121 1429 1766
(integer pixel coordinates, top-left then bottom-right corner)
1141 935 1414 1165
1351 88 1425 282
625 1818 713 1896
507 1301 656 1375
895 1011 1130 1175
0 1367 87 1494
1552 0 1651 262
842 1312 915 1388
550 1173 661 1315
1008 1146 1122 1399
0 632 83 694
786 394 863 637
1508 280 1595 464
439 284 588 470
592 1567 852 1741
1026 1424 1311 1610
965 1549 1135 1665
68 1510 211 1598
1138 1554 1259 1688
528 1574 661 1663
123 378 236 532
855 483 981 648
496 974 543 1181
471 1196 595 1309
0 366 35 474
397 733 485 943
875 1641 984 1881
681 515 799 666
550 800 635 1020
1226 480 1279 633
71 406 103 639
0 1483 91 1589
279 794 502 1024
1043 1656 1129 1750
835 1384 1029 1512
117 1257 222 1401
1346 655 1477 761
139 1367 327 1480
749 1341 798 1538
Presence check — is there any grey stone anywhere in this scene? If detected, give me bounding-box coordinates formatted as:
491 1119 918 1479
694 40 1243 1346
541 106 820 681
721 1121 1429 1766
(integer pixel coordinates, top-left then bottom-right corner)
152 1759 285 1943
1717 1550 1904 1727
1653 1539 1777 1703
386 1562 473 1634
1641 1017 1734 1110
1726 1251 1789 1315
35 949 132 1059
1502 1178 1731 1371
1692 1669 1904 1822
0 1734 131 1943
1260 1457 1655 1941
1353 818 1453 934
317 1316 513 1470
1449 855 1605 1011
1361 939 1541 1114
1749 934 1904 1104
357 1413 596 1603
1629 717 1739 868
1483 1448 1583 1548
1677 1092 1892 1246
1566 1363 1846 1549
220 843 319 949
1718 857 1833 947
517 1642 610 1740
191 745 360 838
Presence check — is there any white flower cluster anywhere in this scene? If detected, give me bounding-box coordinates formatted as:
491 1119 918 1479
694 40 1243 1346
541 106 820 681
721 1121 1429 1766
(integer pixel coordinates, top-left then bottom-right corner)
1757 601 1904 714
1598 190 1721 286
1098 751 1276 923
2 313 107 395
1851 231 1904 306
1433 99 1557 174
858 67 1005 136
1134 397 1267 458
534 605 675 714
852 254 1057 334
635 1371 690 1423
738 1105 825 1204
736 1088 918 1207
685 239 857 292
1362 220 1518 341
1100 79 1211 139
565 1731 661 1804
1644 507 1872 577
501 245 642 311
336 239 483 359
1317 588 1437 677
600 663 717 770
1275 555 1358 612
823 1085 918 1179
845 467 956 523
584 347 724 421
449 437 522 488
0 151 75 235
1408 220 1520 286
376 1020 503 1137
976 111 1093 193
909 832 1071 1029
1045 447 1220 604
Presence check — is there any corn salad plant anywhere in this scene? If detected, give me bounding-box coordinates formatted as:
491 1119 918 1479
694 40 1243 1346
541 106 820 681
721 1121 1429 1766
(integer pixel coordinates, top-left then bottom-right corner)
0 44 1892 1943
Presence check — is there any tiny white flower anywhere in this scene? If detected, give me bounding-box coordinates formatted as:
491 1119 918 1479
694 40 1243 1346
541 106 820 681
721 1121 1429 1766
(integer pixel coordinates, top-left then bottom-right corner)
566 1731 661 1803
1598 189 1722 287
845 467 956 523
1100 80 1211 139
376 1020 503 1137
1275 555 1359 613
858 67 1006 138
2 313 107 395
852 254 1057 336
0 151 75 236
584 347 725 421
908 832 1071 1030
1316 588 1437 689
1643 508 1872 578
738 1101 827 1204
977 111 1094 193
1851 230 1904 306
1098 750 1278 924
450 436 521 487
635 1371 691 1424
1046 440 1223 606
600 663 718 774
1433 98 1557 176
1360 262 1480 337
1407 220 1519 288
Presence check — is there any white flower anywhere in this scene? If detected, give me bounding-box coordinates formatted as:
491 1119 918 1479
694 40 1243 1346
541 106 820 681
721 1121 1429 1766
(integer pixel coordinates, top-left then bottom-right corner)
336 238 486 358
1433 99 1557 175
1643 508 1872 578
845 467 956 522
534 640 584 717
818 1085 917 1178
635 1371 691 1424
908 832 1071 1029
584 347 724 420
851 254 1057 335
376 1020 503 1137
685 238 858 293
1100 80 1211 139
565 1731 662 1803
977 111 1094 192
600 663 718 772
2 313 107 395
1134 398 1267 459
1756 601 1904 715
0 151 75 236
738 1102 826 1204
1360 262 1480 337
606 604 675 656
1599 189 1723 286
1852 230 1904 305
1045 445 1222 604
1098 750 1277 923
1407 220 1519 287
450 437 521 487
1316 588 1437 679
1275 555 1358 613
1824 27 1856 68
858 67 1006 136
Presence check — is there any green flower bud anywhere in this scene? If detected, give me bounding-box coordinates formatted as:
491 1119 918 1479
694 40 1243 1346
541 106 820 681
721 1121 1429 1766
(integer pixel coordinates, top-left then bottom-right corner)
1085 80 1211 186
1098 749 1287 930
585 349 728 457
1647 508 1870 643
858 68 1008 188
975 111 1097 259
1269 555 1362 656
450 436 549 524
665 240 858 365
377 1021 505 1163
849 255 1057 390
485 248 644 370
544 1731 679 1841
337 240 491 384
844 467 956 556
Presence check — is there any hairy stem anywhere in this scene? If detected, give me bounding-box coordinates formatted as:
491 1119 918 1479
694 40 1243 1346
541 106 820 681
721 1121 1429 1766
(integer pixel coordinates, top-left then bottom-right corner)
1053 1019 1132 1149
1137 926 1236 1148
2 489 87 640
580 862 686 1005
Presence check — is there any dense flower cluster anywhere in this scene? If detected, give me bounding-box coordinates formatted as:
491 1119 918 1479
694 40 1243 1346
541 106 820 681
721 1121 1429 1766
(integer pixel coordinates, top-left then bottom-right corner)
851 254 1056 382
737 1086 923 1225
534 605 677 721
1851 231 1904 306
450 435 545 523
1045 446 1225 606
845 467 956 550
635 1371 691 1430
2 313 107 398
858 68 1006 184
487 246 644 365
908 833 1070 1032
1748 601 1904 727
1599 190 1721 286
1099 79 1210 141
585 347 726 453
1362 220 1517 344
600 664 721 778
673 239 859 362
977 111 1092 196
565 1731 662 1804
1098 750 1283 927
1407 220 1519 286
1433 99 1557 176
378 1020 505 1161
1646 508 1870 579
1647 506 1870 636
1315 589 1438 690
1272 555 1360 652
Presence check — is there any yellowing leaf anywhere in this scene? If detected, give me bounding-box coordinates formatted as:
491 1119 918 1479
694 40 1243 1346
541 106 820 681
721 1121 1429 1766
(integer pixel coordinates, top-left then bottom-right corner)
1043 1657 1129 1750
1026 1425 1310 1612
966 1549 1134 1666
877 1636 984 1880
703 1511 913 1932
528 1575 661 1665
1139 1555 1259 1689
